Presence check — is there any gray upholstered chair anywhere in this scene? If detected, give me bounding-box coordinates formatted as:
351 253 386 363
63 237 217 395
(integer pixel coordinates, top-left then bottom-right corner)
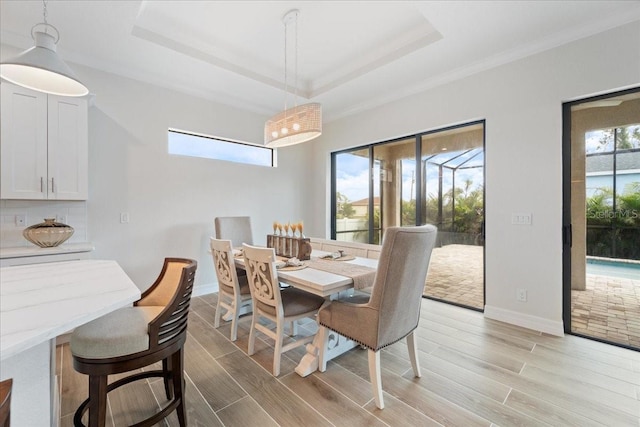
317 225 437 409
211 237 252 341
70 258 197 427
242 244 325 376
214 216 253 248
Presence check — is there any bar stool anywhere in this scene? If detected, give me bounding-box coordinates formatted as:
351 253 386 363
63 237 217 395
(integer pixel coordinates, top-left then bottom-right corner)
70 258 197 427
0 378 12 427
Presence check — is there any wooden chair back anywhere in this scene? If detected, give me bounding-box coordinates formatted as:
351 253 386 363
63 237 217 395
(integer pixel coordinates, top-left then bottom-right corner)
136 258 197 350
0 378 12 427
242 244 283 317
210 238 241 295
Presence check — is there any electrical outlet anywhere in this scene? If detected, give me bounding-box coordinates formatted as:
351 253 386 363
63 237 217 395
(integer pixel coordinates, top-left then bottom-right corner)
120 212 130 224
511 213 532 225
517 288 528 302
15 215 26 226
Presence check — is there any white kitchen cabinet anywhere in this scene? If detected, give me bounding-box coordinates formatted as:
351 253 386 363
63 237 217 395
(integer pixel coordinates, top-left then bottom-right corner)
0 82 88 200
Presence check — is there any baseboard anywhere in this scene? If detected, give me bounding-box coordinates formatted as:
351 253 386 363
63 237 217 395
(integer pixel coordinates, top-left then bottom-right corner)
484 305 565 337
193 282 218 297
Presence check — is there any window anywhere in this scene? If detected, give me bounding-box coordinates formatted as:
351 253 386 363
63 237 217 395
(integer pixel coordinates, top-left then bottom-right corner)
585 124 640 259
168 129 275 167
332 121 484 245
332 121 486 311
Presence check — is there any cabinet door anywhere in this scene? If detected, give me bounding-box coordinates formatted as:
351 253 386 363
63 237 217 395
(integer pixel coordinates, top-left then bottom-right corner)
0 83 48 199
47 95 88 200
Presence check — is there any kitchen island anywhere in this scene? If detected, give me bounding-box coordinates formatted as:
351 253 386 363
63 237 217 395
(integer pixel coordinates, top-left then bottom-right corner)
0 260 140 426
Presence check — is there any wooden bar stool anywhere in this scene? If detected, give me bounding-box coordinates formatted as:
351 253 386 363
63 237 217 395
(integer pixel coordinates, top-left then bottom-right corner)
0 378 12 427
70 258 197 427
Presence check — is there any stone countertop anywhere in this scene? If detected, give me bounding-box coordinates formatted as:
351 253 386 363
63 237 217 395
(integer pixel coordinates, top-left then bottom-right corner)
0 242 94 259
0 259 140 360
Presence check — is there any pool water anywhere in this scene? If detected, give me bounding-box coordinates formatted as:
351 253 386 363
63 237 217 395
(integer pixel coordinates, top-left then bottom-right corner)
586 259 640 280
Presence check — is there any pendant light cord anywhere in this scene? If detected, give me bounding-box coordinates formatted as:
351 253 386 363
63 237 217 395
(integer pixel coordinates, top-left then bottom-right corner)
294 12 298 109
43 0 48 25
283 14 288 113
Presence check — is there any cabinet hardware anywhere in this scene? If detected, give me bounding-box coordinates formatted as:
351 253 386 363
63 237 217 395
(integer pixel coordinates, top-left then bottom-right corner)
40 177 44 193
51 177 55 193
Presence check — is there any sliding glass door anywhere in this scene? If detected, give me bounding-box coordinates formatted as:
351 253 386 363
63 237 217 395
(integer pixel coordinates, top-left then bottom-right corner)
332 121 485 310
563 87 640 349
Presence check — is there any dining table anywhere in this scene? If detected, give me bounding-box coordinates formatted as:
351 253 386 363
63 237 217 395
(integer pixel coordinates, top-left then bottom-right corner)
0 259 141 427
235 249 378 377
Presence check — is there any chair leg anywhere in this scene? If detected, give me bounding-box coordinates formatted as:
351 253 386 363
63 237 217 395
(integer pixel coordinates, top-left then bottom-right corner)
214 293 223 329
318 326 329 372
162 357 174 400
230 295 240 341
88 374 108 427
273 322 284 376
172 347 187 427
289 320 298 336
368 350 384 409
407 331 421 378
248 309 257 356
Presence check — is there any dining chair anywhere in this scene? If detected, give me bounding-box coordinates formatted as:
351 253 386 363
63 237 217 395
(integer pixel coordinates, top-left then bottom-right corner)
211 237 252 341
317 225 437 409
242 244 325 376
0 378 12 427
214 216 253 248
70 258 197 427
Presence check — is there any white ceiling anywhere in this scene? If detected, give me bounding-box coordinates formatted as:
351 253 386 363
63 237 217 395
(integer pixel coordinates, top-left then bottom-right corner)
1 1 639 122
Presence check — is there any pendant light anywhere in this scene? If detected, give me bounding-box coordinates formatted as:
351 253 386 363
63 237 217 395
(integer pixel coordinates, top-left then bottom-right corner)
264 9 322 148
0 0 88 97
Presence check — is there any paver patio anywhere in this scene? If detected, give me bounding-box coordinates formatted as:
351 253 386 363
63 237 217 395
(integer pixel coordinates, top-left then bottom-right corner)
423 243 640 349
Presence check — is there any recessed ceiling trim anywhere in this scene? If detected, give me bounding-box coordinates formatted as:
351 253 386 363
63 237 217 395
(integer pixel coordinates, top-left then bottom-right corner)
131 24 291 96
310 29 443 98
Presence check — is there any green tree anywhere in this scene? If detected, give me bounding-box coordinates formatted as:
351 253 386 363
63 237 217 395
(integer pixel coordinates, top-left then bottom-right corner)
452 180 484 234
618 182 640 227
336 192 355 219
586 187 613 226
401 199 416 225
586 183 640 259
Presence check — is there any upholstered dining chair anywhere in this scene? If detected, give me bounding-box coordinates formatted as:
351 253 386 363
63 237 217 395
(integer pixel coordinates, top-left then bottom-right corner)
242 244 325 376
215 216 253 248
70 258 197 427
0 378 12 427
211 237 252 341
317 225 437 409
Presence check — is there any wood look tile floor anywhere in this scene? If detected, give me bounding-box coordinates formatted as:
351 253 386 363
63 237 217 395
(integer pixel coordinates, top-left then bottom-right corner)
58 294 640 427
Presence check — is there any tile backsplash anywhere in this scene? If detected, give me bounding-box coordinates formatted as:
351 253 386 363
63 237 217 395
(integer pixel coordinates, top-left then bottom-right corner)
0 200 88 248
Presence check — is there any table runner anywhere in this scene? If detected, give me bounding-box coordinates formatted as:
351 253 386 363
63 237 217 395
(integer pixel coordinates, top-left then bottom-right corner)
305 257 377 290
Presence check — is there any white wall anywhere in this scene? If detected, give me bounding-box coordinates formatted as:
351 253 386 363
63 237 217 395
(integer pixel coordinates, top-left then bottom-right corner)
307 22 640 335
77 66 314 294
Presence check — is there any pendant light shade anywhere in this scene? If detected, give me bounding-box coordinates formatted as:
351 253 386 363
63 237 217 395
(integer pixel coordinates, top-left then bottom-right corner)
265 9 322 148
1 1 88 97
264 102 322 147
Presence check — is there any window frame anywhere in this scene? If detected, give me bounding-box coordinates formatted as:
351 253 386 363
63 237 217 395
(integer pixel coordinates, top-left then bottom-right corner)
168 128 276 167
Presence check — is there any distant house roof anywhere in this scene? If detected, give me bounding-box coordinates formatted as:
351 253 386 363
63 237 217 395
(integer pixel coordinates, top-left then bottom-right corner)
351 197 380 206
586 151 640 173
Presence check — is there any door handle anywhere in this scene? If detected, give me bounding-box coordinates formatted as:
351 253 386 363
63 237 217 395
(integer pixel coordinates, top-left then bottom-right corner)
562 224 572 247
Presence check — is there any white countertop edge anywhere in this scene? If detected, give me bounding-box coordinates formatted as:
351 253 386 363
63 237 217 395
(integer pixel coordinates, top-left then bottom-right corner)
0 242 95 259
0 292 139 360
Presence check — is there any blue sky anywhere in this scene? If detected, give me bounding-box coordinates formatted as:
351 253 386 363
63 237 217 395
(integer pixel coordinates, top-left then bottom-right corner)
168 131 272 167
336 149 484 203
